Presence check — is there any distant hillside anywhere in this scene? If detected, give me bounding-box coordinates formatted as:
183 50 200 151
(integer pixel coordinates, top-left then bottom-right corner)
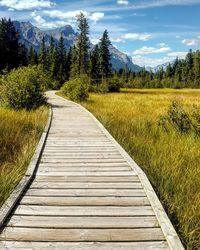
13 21 142 72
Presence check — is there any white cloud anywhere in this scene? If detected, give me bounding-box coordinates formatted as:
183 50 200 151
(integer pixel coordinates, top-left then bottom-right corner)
117 0 129 5
167 51 188 58
90 38 100 44
132 55 170 67
158 42 167 47
123 33 151 41
31 12 67 29
89 12 104 23
43 10 104 23
111 37 125 43
0 0 55 10
182 38 199 46
129 0 200 10
111 33 152 43
133 46 171 55
132 51 188 67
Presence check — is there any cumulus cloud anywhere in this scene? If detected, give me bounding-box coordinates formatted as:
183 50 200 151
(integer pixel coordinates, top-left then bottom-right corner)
132 55 170 67
90 38 100 44
88 12 104 23
123 33 151 41
182 38 199 46
133 46 171 55
0 0 55 10
117 0 129 5
132 51 188 67
167 51 188 58
31 11 67 29
112 33 152 43
43 10 104 23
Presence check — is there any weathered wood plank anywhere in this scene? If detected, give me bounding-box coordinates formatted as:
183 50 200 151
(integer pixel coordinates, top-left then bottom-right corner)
20 196 150 206
8 215 158 228
0 241 169 249
26 188 146 197
36 172 136 176
14 205 154 216
35 176 140 182
41 155 123 159
30 182 142 189
39 162 130 167
0 228 165 242
38 166 131 172
40 158 126 163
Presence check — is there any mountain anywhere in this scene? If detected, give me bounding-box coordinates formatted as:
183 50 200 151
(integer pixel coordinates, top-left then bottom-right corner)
109 45 142 72
13 21 142 72
146 62 171 73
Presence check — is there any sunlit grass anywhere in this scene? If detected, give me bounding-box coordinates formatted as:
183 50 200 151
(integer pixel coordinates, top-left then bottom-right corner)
81 88 200 250
0 106 48 207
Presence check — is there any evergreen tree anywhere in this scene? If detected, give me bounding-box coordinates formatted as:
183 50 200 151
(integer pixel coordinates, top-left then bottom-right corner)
70 45 78 78
57 34 67 85
185 49 194 82
28 46 38 65
52 44 59 80
76 12 90 75
89 45 101 82
193 50 200 87
0 18 26 71
99 30 112 81
39 37 46 69
66 47 72 80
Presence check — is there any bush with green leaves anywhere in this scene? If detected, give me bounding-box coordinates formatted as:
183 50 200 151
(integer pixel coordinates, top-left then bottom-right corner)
158 100 200 136
90 76 121 93
106 76 121 92
1 66 47 110
61 75 89 101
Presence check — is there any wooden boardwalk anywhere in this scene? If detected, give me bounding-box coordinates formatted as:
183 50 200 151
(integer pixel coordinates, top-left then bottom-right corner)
0 91 184 249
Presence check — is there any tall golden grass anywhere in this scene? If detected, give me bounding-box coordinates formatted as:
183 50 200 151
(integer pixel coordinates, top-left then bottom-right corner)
0 106 48 207
82 88 200 250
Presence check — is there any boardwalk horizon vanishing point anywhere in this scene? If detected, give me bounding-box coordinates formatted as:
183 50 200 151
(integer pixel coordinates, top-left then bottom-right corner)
0 91 184 249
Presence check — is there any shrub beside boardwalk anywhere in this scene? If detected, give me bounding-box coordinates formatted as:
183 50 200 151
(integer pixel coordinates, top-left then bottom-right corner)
0 66 49 207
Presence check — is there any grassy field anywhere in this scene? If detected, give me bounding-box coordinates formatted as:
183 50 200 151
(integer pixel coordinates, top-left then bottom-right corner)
81 88 200 250
0 106 48 207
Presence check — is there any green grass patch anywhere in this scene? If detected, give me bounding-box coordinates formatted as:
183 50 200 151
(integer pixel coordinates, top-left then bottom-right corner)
0 106 48 207
81 88 200 250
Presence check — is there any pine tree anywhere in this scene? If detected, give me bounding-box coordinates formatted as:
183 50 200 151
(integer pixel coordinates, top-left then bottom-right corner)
66 47 72 80
70 45 78 78
193 50 200 86
99 30 112 81
0 18 26 71
76 12 90 75
166 63 172 78
28 46 38 65
39 37 46 69
186 49 194 83
52 44 59 80
57 34 67 85
89 45 101 83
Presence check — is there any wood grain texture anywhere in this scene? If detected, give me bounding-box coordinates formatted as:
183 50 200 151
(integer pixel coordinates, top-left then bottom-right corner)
0 228 165 242
8 215 158 228
0 241 169 250
20 196 150 206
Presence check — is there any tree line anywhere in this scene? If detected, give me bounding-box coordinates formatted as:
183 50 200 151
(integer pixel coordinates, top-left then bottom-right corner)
118 50 200 89
0 16 200 89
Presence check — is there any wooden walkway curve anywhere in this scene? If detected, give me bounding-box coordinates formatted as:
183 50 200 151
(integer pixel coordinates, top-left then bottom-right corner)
0 91 184 249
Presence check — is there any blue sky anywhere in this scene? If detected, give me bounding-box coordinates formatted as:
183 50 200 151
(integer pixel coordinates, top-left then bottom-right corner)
0 0 200 67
